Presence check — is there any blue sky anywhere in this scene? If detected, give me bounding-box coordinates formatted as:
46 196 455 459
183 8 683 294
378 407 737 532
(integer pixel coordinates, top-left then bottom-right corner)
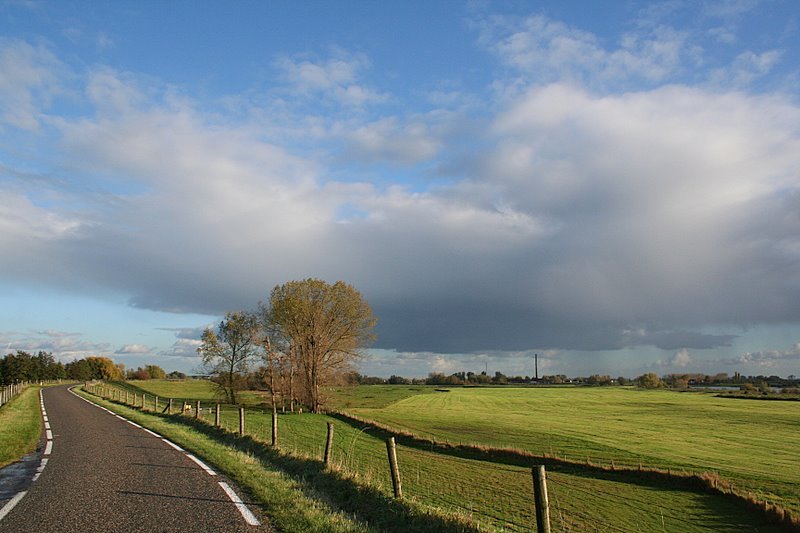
1 0 800 378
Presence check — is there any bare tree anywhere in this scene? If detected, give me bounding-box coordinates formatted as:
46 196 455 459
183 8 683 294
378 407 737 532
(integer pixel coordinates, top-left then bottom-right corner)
262 279 376 413
198 311 260 404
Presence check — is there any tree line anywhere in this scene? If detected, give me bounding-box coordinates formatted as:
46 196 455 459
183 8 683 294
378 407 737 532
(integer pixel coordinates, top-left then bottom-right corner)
0 351 66 384
0 351 183 385
199 278 376 413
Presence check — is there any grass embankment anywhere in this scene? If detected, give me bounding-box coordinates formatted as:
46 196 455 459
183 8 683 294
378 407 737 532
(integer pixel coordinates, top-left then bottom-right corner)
87 381 783 532
342 387 800 519
0 386 42 469
111 379 267 406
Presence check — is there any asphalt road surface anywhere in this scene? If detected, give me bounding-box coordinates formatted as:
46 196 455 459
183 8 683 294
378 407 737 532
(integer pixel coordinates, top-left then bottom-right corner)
0 385 270 532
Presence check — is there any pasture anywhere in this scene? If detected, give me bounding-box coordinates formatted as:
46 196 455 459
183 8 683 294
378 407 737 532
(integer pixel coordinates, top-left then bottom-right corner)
339 386 799 516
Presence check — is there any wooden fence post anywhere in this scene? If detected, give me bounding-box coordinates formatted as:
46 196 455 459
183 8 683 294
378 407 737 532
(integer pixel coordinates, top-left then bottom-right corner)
134 393 138 407
168 398 173 414
195 400 201 419
324 422 334 466
532 465 551 533
215 404 220 427
154 395 158 411
386 437 402 499
142 393 147 410
239 407 245 436
271 409 278 446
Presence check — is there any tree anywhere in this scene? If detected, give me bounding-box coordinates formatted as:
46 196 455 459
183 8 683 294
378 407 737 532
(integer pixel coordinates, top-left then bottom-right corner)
198 311 260 404
62 356 121 381
128 367 151 380
145 364 166 380
263 279 376 413
637 372 663 389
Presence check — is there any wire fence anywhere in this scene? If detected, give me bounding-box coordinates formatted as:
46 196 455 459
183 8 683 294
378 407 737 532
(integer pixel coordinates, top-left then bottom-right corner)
0 381 29 408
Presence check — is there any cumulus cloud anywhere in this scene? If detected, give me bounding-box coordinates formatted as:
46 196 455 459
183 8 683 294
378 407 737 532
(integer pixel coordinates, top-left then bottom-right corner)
161 338 203 358
274 51 388 106
718 344 800 368
710 50 782 87
115 344 152 355
478 14 686 90
343 117 443 165
670 348 692 368
1 330 112 361
0 38 64 130
156 327 208 358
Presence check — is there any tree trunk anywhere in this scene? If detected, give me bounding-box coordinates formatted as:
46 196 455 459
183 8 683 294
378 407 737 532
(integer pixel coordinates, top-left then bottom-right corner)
289 359 295 413
268 358 276 411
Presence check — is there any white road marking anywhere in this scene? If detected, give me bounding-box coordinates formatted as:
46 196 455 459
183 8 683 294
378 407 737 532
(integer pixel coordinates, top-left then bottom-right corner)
45 429 52 440
44 440 53 455
185 454 216 476
161 439 184 452
0 491 27 523
31 458 50 482
218 482 261 526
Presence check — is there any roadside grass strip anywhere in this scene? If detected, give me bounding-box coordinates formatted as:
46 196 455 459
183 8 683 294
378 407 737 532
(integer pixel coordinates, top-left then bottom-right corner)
0 387 42 469
0 387 49 524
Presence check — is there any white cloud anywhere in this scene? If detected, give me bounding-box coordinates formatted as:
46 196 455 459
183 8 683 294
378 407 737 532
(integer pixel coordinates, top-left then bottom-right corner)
116 344 152 355
479 15 686 89
720 344 800 368
670 348 692 367
162 338 203 358
343 116 444 165
709 49 782 87
1 330 112 362
0 39 64 130
274 51 388 107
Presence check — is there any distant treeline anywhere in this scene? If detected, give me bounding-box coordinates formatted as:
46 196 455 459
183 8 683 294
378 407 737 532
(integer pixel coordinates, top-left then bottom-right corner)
345 370 800 390
0 351 185 385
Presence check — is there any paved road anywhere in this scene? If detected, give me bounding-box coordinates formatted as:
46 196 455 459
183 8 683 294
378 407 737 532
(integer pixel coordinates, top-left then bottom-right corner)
0 385 269 532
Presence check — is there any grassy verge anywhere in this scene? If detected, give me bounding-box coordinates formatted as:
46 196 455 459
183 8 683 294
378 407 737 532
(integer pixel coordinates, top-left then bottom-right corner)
0 386 42 469
77 386 478 532
113 379 267 406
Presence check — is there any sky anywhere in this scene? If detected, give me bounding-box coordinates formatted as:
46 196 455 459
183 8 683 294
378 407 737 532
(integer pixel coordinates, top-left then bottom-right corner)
1 0 800 379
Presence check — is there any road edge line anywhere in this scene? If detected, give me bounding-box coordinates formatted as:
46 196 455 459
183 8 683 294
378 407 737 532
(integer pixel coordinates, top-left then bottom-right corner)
0 491 27 522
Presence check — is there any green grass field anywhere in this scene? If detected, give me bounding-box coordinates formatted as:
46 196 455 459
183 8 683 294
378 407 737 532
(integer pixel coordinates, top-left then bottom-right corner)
0 386 42 469
340 386 800 517
120 379 267 406
88 380 795 531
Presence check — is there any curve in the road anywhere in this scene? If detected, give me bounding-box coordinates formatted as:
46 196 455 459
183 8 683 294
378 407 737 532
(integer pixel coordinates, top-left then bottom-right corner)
0 385 268 532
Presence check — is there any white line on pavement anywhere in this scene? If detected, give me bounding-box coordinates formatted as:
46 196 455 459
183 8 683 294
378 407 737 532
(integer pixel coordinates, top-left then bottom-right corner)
218 482 261 526
185 454 216 476
0 491 27 523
